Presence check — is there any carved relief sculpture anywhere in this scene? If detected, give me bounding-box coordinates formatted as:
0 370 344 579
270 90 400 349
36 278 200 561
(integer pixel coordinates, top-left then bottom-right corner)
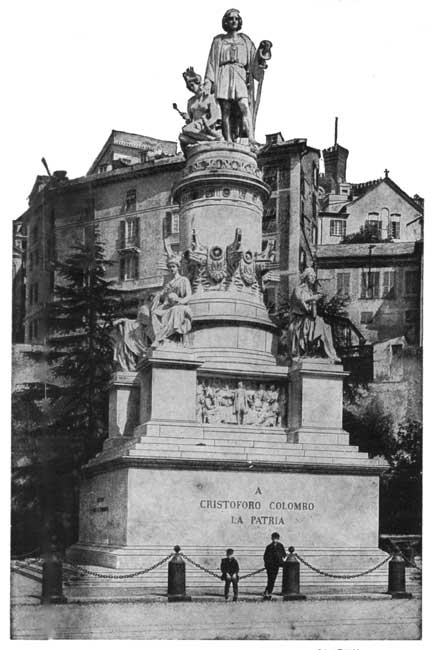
196 378 286 427
150 254 193 348
287 267 340 363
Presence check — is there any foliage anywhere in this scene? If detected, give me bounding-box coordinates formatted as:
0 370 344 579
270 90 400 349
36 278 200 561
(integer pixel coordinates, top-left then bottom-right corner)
341 226 392 244
11 226 122 554
343 396 422 534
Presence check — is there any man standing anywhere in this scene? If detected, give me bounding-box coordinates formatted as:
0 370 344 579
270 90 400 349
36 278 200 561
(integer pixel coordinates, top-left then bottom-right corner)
263 532 286 599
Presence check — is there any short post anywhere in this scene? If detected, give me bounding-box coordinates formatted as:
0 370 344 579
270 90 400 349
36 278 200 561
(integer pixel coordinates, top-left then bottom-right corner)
41 550 67 604
282 547 306 601
167 545 192 602
387 553 412 599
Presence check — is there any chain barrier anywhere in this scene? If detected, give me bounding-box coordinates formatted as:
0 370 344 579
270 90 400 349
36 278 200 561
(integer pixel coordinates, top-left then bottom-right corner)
12 547 40 560
63 553 174 580
238 567 266 581
180 552 266 581
179 552 221 580
294 552 392 580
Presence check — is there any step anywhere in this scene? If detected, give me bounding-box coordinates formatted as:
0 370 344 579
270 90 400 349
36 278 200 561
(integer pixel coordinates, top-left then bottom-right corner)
203 429 288 443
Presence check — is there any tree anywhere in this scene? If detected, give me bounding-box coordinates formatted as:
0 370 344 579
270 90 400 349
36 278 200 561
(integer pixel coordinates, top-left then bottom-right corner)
47 226 121 459
341 226 392 244
11 226 122 554
343 396 422 534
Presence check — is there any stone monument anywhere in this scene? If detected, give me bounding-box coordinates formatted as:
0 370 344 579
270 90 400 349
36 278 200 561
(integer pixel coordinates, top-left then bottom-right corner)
67 9 388 593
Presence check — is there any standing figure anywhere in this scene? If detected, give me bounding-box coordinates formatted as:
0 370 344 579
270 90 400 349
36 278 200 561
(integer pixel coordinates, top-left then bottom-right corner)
263 532 287 600
204 8 271 145
111 303 153 371
233 380 249 424
151 255 193 348
288 267 340 363
178 67 223 154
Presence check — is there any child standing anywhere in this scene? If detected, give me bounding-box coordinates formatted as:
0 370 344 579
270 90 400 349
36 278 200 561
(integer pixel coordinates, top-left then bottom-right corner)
220 548 240 601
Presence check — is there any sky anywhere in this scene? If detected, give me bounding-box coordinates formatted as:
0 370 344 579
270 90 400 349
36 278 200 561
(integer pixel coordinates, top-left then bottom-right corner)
1 0 430 222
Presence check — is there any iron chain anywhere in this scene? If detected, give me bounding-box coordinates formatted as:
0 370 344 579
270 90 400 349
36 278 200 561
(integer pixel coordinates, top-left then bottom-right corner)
180 552 266 581
63 553 174 579
179 552 221 580
294 552 392 580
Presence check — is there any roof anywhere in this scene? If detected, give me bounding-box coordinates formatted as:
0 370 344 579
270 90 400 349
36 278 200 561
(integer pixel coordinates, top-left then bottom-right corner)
316 241 418 259
347 177 424 213
87 130 178 175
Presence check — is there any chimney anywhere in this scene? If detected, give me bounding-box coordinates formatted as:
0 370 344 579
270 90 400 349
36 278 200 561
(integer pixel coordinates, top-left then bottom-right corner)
322 117 349 188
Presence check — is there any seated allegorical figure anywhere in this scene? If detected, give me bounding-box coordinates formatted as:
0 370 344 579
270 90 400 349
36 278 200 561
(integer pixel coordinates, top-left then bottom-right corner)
111 303 153 372
151 254 193 348
178 67 223 154
288 267 340 363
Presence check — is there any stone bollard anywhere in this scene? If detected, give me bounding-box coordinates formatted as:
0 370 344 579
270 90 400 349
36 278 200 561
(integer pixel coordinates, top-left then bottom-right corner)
387 553 412 599
282 547 306 600
41 553 67 604
167 546 192 602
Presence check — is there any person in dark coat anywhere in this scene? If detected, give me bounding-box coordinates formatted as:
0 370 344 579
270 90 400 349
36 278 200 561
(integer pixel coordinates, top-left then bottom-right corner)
220 548 240 601
263 532 286 599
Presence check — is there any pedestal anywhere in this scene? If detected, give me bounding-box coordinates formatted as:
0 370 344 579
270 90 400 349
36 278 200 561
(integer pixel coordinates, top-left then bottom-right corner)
68 143 389 594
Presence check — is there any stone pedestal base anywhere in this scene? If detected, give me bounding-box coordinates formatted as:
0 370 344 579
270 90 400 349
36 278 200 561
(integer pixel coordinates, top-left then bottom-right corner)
67 460 388 592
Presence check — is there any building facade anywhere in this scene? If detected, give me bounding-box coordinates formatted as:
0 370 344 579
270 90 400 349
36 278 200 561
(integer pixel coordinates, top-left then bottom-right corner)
13 130 320 344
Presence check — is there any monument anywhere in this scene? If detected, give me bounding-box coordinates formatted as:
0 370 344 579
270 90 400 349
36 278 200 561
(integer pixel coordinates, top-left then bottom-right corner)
67 8 388 593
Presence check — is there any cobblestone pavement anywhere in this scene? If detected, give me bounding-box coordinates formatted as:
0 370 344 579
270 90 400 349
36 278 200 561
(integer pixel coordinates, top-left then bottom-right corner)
11 574 421 640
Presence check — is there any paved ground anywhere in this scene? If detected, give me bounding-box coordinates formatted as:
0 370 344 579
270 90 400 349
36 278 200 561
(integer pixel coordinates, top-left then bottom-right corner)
10 573 421 640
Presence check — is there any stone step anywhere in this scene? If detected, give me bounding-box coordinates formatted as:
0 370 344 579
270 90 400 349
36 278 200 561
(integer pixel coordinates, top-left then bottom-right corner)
135 442 308 457
203 429 288 443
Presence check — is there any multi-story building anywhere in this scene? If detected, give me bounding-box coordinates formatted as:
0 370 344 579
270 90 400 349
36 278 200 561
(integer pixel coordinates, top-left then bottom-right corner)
258 132 320 311
13 130 320 344
318 141 423 246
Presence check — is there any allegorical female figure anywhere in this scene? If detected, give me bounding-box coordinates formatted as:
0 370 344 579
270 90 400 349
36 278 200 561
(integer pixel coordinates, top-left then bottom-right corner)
151 255 193 348
178 67 223 154
112 303 153 371
288 267 340 363
204 8 271 144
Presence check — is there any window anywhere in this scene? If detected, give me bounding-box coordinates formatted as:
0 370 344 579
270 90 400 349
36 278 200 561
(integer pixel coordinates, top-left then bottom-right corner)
382 271 396 298
98 164 108 173
330 220 346 237
119 218 140 248
336 272 351 296
361 271 380 299
166 211 179 235
313 164 319 189
361 311 374 324
263 167 278 191
311 225 318 245
120 253 139 280
365 219 380 236
300 169 305 196
29 282 39 305
312 195 317 219
125 189 137 212
389 214 401 239
405 270 418 296
29 319 39 340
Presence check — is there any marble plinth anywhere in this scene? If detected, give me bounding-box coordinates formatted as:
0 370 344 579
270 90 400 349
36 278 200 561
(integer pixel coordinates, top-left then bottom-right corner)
67 463 388 591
